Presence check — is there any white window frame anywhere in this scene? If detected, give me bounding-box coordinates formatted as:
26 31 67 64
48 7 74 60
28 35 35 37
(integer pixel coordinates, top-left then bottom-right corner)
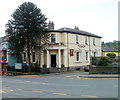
32 52 36 63
86 51 89 61
50 34 56 43
74 51 82 62
23 52 26 62
93 38 95 45
76 35 79 44
85 37 88 45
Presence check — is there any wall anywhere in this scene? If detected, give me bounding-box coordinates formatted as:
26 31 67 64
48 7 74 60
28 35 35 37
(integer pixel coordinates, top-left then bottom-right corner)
89 67 120 74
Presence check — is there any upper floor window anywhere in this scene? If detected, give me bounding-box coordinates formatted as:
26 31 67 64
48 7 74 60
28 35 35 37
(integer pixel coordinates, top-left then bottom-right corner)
93 38 95 45
32 52 36 62
85 37 88 45
76 35 79 44
51 34 56 43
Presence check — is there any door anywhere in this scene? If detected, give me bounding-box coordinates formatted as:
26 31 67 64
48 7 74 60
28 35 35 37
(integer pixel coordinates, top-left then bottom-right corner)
51 55 56 67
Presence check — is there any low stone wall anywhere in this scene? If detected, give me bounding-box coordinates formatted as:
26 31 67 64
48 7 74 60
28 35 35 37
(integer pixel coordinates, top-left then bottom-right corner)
89 67 120 74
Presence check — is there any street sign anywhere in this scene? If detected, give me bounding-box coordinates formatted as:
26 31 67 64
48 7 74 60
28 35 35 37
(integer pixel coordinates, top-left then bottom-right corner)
15 63 22 69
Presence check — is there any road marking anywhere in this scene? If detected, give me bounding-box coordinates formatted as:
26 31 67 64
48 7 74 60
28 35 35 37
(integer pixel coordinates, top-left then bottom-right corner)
80 94 98 98
0 89 14 93
20 75 40 77
16 88 23 90
32 90 43 93
65 76 72 77
53 92 67 95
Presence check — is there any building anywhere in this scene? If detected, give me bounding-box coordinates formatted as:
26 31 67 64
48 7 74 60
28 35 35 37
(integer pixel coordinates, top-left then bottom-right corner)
22 27 102 71
0 36 8 74
102 47 120 57
0 36 16 75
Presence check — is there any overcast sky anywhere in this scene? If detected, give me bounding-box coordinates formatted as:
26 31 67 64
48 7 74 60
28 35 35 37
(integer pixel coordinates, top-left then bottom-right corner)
0 0 118 42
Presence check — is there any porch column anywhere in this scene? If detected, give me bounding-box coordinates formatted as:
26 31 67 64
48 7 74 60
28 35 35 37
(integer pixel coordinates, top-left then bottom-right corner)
40 51 44 68
47 50 50 68
58 49 61 68
64 49 67 67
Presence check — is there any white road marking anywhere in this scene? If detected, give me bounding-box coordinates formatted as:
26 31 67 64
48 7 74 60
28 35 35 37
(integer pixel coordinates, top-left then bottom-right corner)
80 94 98 98
0 89 14 93
32 90 43 93
53 92 67 95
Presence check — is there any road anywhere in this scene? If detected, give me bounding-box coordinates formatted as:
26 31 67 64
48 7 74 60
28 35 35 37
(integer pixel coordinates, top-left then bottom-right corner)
1 72 119 98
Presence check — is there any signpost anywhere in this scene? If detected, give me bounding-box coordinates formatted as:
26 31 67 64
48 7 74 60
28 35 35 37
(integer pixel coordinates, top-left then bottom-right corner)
15 63 22 75
15 63 22 69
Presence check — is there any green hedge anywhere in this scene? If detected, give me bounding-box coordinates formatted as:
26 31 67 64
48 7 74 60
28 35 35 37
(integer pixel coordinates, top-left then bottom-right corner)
92 56 110 66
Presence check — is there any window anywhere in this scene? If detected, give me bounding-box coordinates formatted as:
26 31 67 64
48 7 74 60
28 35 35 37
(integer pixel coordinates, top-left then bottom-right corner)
32 52 36 62
76 52 79 61
51 34 56 43
85 37 88 45
93 38 95 45
76 35 79 44
75 51 82 62
23 53 26 62
94 52 96 57
86 52 88 61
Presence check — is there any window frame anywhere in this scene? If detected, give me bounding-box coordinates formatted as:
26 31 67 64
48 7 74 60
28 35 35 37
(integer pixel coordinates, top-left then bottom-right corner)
76 35 79 44
32 52 36 63
93 38 95 45
23 52 26 62
74 51 82 62
86 52 88 61
85 37 88 45
50 34 56 43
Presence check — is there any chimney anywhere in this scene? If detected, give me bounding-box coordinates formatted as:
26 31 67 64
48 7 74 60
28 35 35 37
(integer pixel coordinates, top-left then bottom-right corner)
48 21 54 30
74 26 79 30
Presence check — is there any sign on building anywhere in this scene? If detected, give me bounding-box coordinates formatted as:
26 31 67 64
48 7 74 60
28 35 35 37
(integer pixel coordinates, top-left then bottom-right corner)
15 63 22 69
70 49 74 56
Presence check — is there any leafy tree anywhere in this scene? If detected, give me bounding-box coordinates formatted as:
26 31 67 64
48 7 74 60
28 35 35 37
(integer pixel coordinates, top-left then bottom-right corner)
102 40 120 51
6 2 49 72
107 53 116 58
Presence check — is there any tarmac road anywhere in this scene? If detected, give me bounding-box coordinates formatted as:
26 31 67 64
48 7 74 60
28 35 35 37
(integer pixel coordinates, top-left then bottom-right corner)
1 72 119 98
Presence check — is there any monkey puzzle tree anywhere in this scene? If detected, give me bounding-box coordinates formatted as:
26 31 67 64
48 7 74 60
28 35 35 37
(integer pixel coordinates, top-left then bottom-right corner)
6 2 49 72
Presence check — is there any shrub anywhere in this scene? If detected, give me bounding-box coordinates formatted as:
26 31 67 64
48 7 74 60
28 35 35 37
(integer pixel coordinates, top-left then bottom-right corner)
98 56 110 66
107 53 116 58
92 56 110 66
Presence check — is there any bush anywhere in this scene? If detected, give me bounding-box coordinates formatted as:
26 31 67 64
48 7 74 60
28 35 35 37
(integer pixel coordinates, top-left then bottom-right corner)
92 57 99 65
98 56 110 66
92 56 110 66
107 53 116 58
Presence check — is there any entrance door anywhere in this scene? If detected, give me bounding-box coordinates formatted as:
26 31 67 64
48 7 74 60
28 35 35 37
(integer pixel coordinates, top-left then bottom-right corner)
51 55 56 67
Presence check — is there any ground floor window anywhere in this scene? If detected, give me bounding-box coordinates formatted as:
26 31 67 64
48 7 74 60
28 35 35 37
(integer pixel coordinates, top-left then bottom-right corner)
75 51 82 62
23 52 26 62
93 52 96 57
86 52 88 61
32 52 36 62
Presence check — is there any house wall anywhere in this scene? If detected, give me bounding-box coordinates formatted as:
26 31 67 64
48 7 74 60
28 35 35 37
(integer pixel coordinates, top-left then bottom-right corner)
47 32 101 68
21 31 102 69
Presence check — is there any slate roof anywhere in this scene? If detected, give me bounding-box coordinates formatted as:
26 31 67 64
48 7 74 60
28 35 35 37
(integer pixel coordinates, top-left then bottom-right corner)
50 27 102 38
102 47 120 52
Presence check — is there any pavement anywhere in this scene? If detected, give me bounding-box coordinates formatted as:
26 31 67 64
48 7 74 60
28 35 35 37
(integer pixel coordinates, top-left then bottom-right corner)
79 74 120 78
3 71 120 78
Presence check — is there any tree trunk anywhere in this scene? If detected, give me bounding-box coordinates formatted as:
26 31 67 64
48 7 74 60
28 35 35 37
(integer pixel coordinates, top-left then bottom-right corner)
27 45 31 73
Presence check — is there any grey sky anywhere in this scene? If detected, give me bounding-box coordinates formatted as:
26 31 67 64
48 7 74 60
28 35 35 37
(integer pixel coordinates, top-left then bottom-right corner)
0 0 118 42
